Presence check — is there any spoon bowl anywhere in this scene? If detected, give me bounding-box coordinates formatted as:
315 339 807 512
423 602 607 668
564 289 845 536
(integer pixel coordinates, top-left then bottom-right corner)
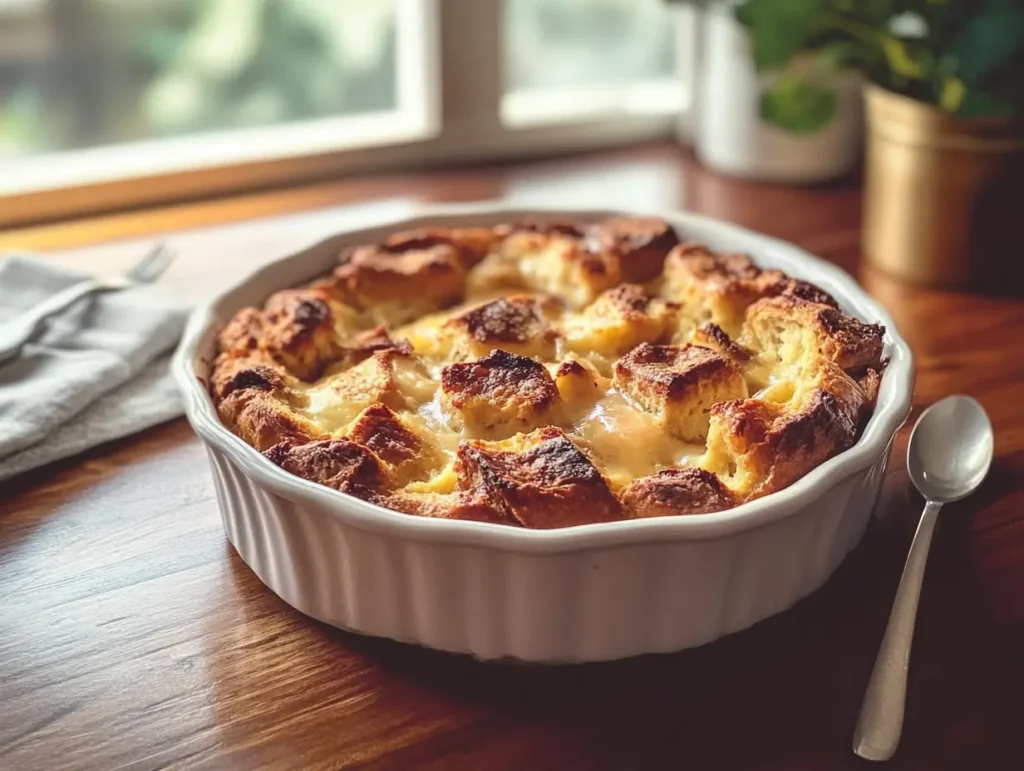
907 395 994 503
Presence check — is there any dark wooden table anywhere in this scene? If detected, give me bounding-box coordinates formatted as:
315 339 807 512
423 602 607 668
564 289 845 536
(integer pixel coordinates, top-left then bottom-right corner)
2 143 1023 771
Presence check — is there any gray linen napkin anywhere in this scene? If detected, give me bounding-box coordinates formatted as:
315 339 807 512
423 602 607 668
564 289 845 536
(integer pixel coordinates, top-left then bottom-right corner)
0 255 188 482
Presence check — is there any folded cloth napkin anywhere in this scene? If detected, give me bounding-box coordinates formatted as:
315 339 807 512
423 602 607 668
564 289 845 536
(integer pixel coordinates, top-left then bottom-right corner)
0 255 188 482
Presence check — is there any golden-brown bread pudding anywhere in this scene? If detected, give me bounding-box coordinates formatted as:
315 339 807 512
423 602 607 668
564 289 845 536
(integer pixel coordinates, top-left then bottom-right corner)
440 349 560 437
662 243 839 338
210 216 887 528
454 427 622 529
614 343 748 443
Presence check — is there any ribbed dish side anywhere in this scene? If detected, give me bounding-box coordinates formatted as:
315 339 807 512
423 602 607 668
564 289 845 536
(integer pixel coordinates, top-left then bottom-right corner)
207 445 891 663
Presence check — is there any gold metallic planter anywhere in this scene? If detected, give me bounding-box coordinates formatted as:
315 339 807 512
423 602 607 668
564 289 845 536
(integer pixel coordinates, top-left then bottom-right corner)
863 84 1024 288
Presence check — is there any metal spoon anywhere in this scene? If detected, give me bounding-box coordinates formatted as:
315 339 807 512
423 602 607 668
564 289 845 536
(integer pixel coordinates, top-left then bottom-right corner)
853 395 993 761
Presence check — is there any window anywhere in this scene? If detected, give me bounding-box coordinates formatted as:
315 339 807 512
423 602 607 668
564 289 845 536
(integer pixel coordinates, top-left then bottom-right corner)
0 0 695 227
0 0 436 223
502 0 686 126
0 0 405 156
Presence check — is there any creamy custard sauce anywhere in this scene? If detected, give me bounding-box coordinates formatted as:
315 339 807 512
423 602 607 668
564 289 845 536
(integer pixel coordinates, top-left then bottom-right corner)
572 388 704 487
299 380 368 434
299 355 440 435
413 391 462 453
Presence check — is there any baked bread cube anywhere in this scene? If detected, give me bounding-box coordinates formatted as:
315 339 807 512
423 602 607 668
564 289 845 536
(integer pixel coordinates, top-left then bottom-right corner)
661 244 765 335
455 427 621 528
662 243 839 336
217 307 266 355
210 348 294 401
563 283 678 358
491 226 620 308
738 295 885 382
264 438 387 494
333 242 466 325
300 349 436 434
337 325 413 366
701 363 866 499
620 468 739 518
553 357 604 408
583 216 679 283
379 489 519 526
212 346 324 451
689 322 753 366
344 404 448 487
469 217 674 307
382 226 501 269
856 367 883 412
438 295 562 360
217 388 323 452
440 350 559 437
254 288 361 380
614 343 747 443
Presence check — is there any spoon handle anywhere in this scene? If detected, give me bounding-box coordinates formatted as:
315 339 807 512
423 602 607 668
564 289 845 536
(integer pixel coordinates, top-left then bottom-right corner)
853 499 942 761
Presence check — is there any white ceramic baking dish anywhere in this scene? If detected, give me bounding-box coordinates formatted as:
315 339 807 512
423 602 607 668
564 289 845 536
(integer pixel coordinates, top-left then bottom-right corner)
173 203 914 663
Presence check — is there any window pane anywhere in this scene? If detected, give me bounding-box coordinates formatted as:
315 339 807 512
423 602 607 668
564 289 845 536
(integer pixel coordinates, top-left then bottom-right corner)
0 0 398 158
504 0 676 93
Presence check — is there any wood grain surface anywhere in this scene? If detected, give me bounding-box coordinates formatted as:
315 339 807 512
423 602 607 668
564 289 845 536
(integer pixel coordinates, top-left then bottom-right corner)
2 143 1023 771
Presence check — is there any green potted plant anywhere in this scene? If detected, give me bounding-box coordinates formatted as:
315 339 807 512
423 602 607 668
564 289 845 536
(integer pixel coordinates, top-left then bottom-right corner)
669 0 867 182
672 0 1024 287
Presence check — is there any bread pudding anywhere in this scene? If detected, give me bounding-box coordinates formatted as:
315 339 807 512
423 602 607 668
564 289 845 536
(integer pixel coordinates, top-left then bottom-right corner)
210 217 886 528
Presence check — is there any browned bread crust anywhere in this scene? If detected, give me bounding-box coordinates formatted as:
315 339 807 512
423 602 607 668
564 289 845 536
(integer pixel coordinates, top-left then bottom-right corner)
454 428 621 528
345 404 446 486
856 367 883 412
702 363 866 499
314 348 425 418
333 242 467 326
440 295 561 360
620 468 739 518
209 215 887 527
382 226 501 268
565 283 678 359
264 438 386 494
583 216 680 283
441 349 559 437
614 343 748 442
690 322 753 365
739 295 885 375
662 243 839 337
381 490 518 526
210 349 290 400
217 389 323 452
258 289 354 379
217 307 265 354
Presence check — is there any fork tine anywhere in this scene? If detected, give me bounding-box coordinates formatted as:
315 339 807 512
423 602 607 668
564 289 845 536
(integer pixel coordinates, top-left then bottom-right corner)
125 243 166 281
127 242 175 284
139 244 175 283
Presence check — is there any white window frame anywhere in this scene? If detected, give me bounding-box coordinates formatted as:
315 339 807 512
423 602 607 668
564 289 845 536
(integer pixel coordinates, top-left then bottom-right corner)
0 0 697 228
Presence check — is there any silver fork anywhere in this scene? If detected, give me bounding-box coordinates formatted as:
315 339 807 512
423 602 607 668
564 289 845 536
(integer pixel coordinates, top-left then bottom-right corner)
0 242 176 365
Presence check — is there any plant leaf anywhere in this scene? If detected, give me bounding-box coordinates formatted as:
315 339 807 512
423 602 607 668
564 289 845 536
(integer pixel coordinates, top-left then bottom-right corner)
735 0 829 71
759 73 837 133
813 39 865 72
949 1 1024 90
940 76 965 112
879 35 926 79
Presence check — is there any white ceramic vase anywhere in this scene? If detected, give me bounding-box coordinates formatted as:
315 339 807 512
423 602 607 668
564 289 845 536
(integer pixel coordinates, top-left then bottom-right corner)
692 7 864 183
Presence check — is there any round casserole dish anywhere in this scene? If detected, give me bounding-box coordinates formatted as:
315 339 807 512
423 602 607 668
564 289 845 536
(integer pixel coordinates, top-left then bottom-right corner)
173 204 914 663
